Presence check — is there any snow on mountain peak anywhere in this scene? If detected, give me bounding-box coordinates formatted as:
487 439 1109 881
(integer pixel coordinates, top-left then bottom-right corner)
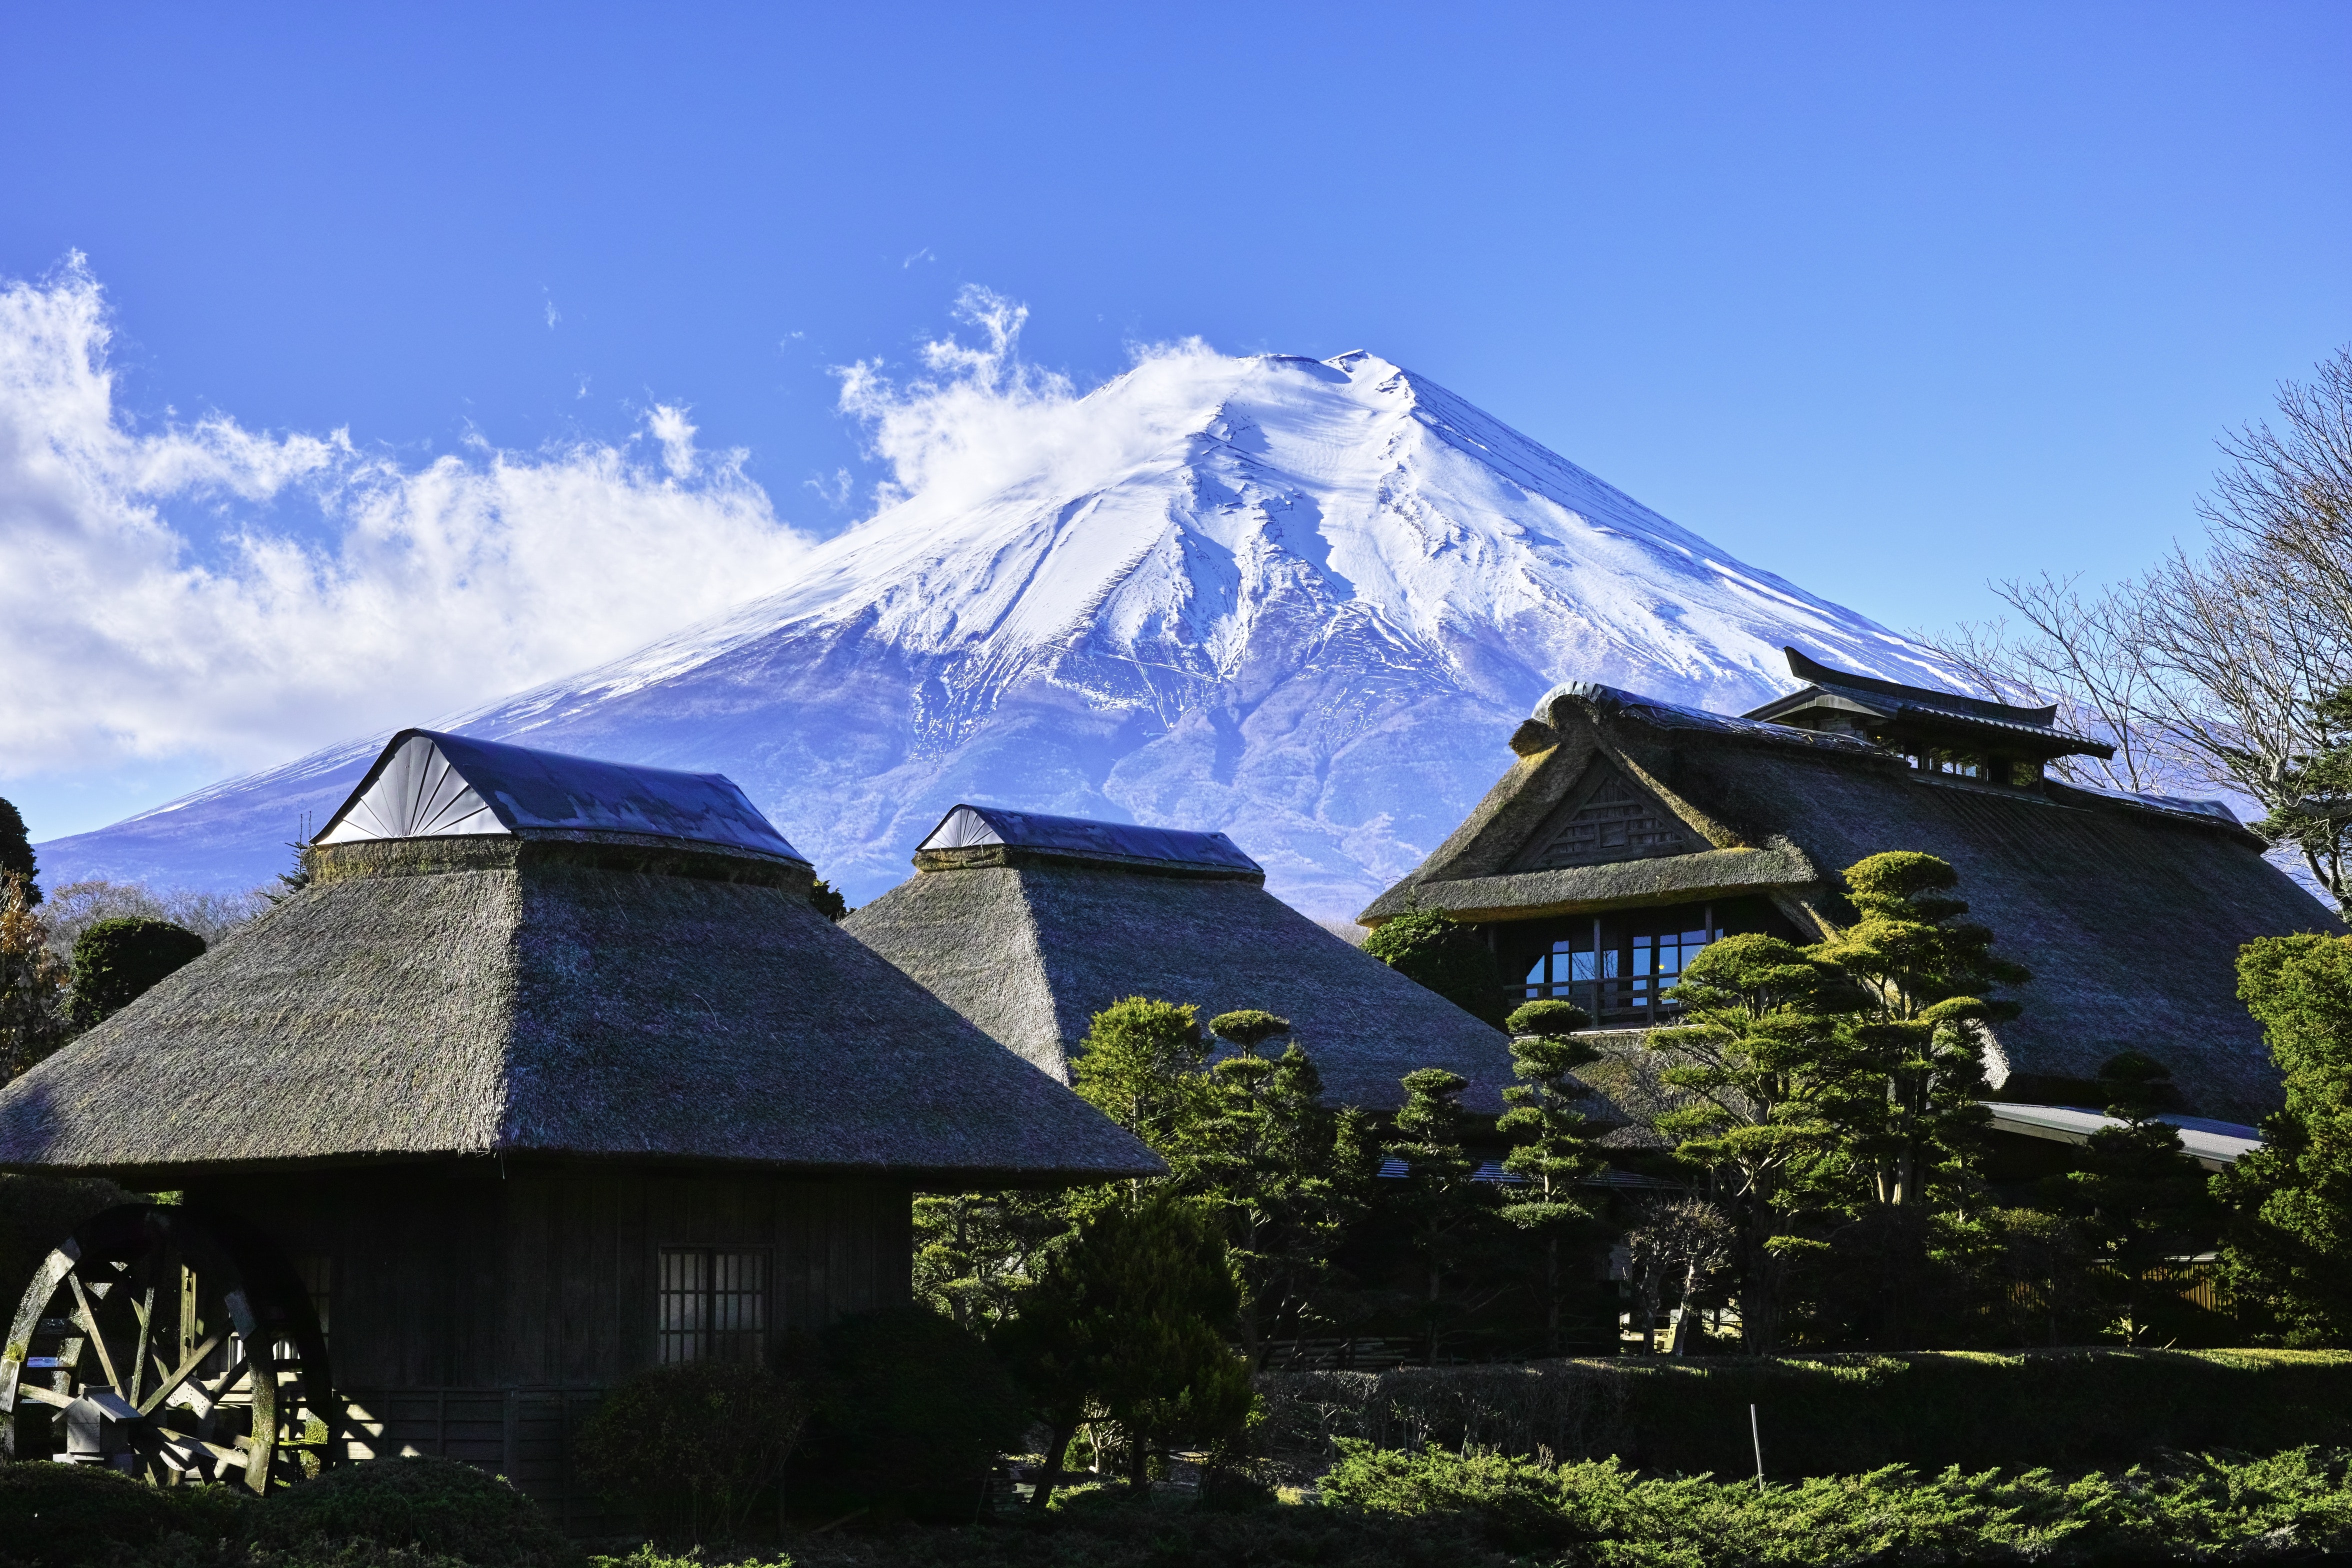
40 345 1950 918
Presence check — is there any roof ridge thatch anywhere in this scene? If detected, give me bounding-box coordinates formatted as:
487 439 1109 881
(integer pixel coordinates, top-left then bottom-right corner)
0 834 1163 1184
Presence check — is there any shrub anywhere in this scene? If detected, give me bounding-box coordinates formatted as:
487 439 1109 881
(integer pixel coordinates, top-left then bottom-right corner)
0 1462 211 1566
798 1306 1028 1522
1362 909 1506 1026
248 1454 574 1567
574 1360 806 1542
66 916 205 1028
1262 1348 2352 1480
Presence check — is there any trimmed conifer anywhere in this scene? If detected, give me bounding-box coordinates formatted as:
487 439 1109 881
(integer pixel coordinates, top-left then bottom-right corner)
1498 1000 1605 1354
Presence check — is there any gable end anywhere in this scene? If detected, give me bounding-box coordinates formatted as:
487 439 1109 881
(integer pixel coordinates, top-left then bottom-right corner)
1512 760 1694 870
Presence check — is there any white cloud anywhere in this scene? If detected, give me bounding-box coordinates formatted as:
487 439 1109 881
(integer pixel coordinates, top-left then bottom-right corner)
835 284 1224 518
0 257 814 782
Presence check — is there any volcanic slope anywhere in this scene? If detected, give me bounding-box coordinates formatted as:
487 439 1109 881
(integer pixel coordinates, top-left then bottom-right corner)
40 349 1952 918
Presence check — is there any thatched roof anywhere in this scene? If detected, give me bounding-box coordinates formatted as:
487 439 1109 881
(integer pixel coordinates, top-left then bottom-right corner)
0 739 1162 1186
844 806 1516 1114
1360 675 2341 1125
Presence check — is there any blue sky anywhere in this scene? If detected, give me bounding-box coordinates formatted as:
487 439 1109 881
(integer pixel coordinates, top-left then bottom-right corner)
2 2 2347 843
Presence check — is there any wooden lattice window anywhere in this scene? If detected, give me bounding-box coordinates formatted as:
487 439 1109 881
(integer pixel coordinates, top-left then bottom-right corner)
657 1248 768 1364
1528 774 1687 866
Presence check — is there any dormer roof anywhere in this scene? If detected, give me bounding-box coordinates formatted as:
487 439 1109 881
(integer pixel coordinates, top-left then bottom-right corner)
912 804 1262 878
1744 648 2116 760
316 730 808 864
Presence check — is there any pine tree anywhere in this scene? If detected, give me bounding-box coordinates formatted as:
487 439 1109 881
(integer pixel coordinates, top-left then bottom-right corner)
1808 852 2023 1210
1069 996 1213 1176
2046 1052 2218 1346
1364 907 1508 1026
0 799 38 905
1647 932 1844 1352
2216 933 2352 1345
1382 1066 1500 1360
262 815 314 906
995 1192 1250 1506
0 875 71 1081
1496 1000 1605 1354
1190 1010 1364 1363
912 1190 1070 1331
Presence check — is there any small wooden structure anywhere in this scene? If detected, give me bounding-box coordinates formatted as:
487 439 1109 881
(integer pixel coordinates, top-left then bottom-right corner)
1359 650 2341 1124
844 804 1514 1112
0 730 1158 1514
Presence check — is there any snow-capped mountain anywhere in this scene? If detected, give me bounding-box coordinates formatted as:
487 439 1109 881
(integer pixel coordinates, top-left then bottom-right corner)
38 350 1953 918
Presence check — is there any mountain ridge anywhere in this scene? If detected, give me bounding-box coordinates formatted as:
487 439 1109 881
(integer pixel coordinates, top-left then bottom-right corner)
39 349 1952 918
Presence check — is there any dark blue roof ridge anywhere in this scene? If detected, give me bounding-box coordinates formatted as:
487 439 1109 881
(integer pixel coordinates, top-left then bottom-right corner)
1779 646 2060 726
324 728 810 864
916 803 1262 874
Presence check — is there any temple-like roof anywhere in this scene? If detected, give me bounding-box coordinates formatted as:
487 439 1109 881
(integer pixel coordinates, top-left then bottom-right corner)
1743 648 2116 760
0 736 1160 1185
848 813 1514 1114
318 729 806 862
913 804 1262 876
1361 680 2338 1124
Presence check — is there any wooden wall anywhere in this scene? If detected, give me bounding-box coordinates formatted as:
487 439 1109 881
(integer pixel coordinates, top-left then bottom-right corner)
192 1162 912 1522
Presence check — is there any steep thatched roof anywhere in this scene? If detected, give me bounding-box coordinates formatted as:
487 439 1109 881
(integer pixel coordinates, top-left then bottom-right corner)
844 805 1516 1114
0 740 1161 1186
1360 678 2340 1125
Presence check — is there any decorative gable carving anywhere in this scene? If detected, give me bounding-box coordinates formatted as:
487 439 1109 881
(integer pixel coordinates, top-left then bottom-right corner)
1512 762 1692 870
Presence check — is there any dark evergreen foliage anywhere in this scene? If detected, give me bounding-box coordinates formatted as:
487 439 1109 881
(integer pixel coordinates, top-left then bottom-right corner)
1496 999 1604 1354
250 1452 576 1566
802 1305 1028 1522
2219 932 2352 1346
0 796 38 904
66 915 206 1028
808 878 850 920
574 1360 806 1541
996 1192 1250 1506
1362 906 1507 1026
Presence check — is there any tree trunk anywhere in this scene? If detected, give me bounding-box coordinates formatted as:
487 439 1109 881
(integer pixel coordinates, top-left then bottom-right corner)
1128 1427 1150 1491
1026 1417 1082 1511
1544 1234 1561 1356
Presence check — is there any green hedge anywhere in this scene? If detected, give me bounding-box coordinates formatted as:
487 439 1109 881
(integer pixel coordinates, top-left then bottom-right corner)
1262 1350 2352 1478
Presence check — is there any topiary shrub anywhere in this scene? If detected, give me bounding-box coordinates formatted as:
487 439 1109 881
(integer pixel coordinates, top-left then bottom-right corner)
66 917 206 1028
0 1466 249 1560
574 1360 806 1542
796 1305 1028 1523
1364 908 1506 1027
249 1454 574 1567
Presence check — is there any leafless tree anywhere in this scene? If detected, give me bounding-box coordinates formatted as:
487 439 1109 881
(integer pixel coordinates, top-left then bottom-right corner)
1921 345 2352 915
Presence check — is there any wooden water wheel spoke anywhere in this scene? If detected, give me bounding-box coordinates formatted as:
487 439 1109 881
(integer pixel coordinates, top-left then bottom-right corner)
138 1331 226 1418
0 1205 332 1491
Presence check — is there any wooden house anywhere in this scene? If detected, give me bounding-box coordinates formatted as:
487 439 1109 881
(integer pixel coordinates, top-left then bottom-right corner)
844 804 1515 1112
1359 651 2340 1126
0 731 1158 1514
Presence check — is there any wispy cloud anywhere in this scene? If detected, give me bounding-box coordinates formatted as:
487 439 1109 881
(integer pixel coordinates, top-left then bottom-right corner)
0 257 814 782
834 284 1222 518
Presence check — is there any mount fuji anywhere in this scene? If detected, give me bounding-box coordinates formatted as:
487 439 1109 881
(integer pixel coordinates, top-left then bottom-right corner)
38 348 1954 919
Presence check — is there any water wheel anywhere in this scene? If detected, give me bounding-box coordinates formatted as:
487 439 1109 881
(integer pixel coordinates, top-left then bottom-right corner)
0 1203 333 1491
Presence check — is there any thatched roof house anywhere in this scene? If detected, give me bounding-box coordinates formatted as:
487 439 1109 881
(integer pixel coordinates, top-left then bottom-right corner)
1360 654 2338 1125
844 804 1516 1112
0 730 1160 1186
0 731 1161 1512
